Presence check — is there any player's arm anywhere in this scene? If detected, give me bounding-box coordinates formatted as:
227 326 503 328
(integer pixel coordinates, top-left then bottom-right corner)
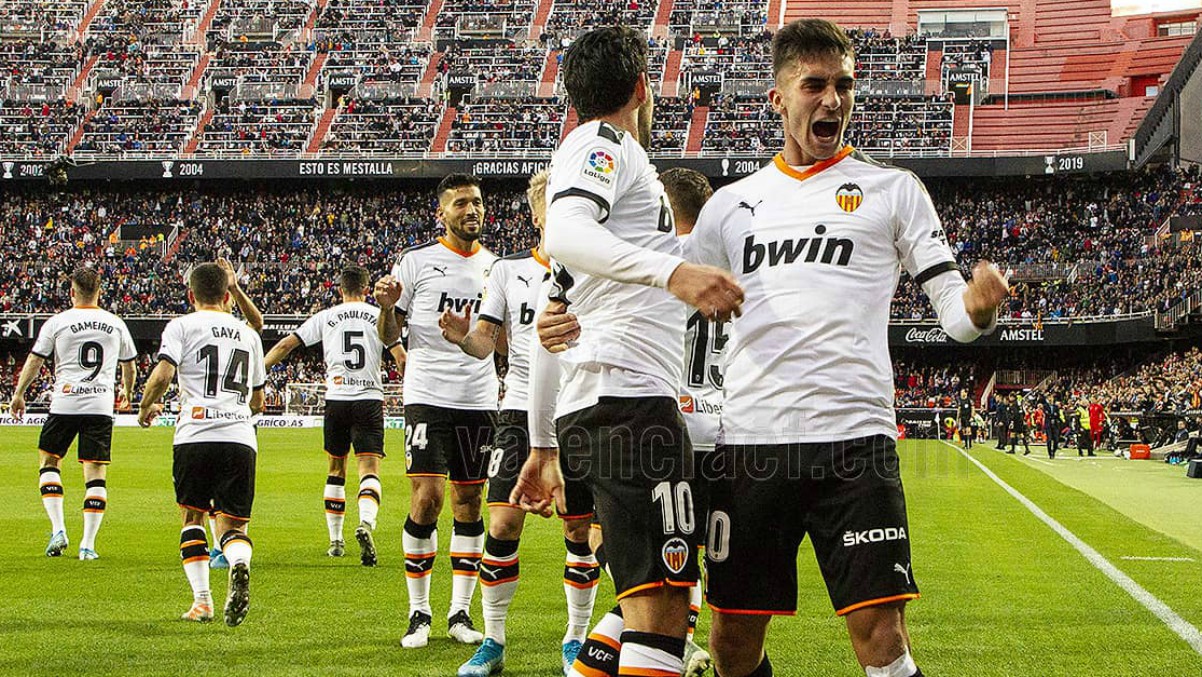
9 353 46 418
219 258 264 332
138 359 176 427
513 284 566 517
387 342 406 372
264 334 302 369
249 387 265 415
545 196 742 321
374 275 404 345
118 360 135 411
440 311 503 360
894 175 1006 341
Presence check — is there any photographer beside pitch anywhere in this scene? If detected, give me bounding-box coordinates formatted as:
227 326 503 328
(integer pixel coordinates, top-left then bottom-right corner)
539 19 1008 677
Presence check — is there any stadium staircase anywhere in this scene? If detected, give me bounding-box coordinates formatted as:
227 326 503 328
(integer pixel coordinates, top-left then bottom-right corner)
431 107 456 153
183 108 214 155
685 106 708 154
300 53 328 99
417 0 444 42
766 0 783 29
951 100 970 151
75 0 108 41
560 108 578 142
306 108 337 153
65 110 97 154
302 0 330 41
970 98 1139 152
924 44 941 96
529 0 555 40
417 52 444 99
192 0 224 45
653 0 675 39
184 53 211 100
538 52 559 98
67 56 99 104
661 50 683 97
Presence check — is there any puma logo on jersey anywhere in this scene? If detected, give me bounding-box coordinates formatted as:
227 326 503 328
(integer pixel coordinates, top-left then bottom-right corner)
430 265 448 277
742 226 854 273
894 562 912 585
737 200 762 216
437 292 482 314
516 275 532 287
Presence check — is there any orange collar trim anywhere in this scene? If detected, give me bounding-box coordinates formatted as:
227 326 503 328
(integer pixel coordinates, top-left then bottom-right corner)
439 236 481 257
532 247 550 270
773 146 855 183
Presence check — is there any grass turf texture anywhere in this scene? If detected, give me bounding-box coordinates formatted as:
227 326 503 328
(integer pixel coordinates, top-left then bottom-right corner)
2 429 1200 676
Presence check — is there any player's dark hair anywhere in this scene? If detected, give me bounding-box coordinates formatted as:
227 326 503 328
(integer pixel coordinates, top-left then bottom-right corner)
189 262 228 305
563 26 648 121
772 19 854 80
437 173 481 201
659 167 713 226
340 266 369 294
70 267 101 299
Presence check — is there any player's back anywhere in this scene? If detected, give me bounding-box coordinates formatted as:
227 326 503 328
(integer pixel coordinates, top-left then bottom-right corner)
299 301 385 402
478 249 550 412
547 121 686 399
391 238 497 410
158 310 265 450
34 307 136 416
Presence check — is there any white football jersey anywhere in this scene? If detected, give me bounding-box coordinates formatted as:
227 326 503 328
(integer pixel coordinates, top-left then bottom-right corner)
688 148 959 444
677 234 726 450
294 301 391 401
478 248 551 412
157 310 266 449
31 307 136 416
547 120 686 416
391 237 498 410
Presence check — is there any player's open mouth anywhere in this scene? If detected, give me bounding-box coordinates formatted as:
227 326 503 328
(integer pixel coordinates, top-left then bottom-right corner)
811 120 840 141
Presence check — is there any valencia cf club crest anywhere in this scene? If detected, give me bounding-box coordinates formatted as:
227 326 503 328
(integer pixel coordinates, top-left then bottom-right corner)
836 183 863 213
661 537 689 574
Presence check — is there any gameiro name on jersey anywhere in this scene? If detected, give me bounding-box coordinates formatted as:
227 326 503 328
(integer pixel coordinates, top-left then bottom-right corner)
156 311 266 450
31 308 136 416
478 248 551 412
294 301 391 401
687 147 987 445
390 237 498 410
545 120 686 417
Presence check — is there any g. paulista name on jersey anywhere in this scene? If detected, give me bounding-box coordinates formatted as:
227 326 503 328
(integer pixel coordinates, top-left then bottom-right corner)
742 224 855 274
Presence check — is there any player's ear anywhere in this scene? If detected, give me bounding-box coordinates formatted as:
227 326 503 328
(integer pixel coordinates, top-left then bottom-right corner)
186 288 195 306
769 87 784 115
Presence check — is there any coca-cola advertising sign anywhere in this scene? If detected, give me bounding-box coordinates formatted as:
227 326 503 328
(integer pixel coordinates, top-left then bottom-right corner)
904 327 949 343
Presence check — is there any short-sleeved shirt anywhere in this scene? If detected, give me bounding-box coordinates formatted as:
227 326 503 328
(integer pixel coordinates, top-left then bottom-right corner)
157 310 266 450
477 248 551 412
687 147 960 444
390 237 498 410
294 301 392 402
32 307 137 416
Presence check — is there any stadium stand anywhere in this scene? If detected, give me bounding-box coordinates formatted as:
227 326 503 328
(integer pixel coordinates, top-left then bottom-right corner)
73 98 203 154
320 96 443 154
444 96 563 153
192 98 318 155
0 99 85 156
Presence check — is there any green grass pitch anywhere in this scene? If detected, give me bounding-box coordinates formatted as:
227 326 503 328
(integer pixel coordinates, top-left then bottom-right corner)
2 429 1200 676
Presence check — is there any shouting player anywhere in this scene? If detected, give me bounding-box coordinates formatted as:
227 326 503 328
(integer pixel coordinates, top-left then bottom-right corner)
376 174 498 649
686 20 1009 677
265 265 405 563
10 267 136 560
139 263 267 627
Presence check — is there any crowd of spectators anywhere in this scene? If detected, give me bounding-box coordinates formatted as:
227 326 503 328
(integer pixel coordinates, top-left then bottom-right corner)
894 361 978 408
445 96 563 153
74 99 202 154
0 99 85 156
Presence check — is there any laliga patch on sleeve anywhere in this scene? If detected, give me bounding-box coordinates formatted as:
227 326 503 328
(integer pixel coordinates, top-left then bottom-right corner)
580 147 618 188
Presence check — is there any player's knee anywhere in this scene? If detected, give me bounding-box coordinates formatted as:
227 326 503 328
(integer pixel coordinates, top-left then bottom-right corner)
39 453 62 469
710 619 765 676
562 518 590 544
489 514 523 541
327 455 347 477
846 604 907 658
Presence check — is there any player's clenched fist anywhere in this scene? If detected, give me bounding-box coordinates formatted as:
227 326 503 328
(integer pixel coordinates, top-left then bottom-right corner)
964 260 1009 330
510 448 566 518
374 275 402 310
667 262 744 322
536 301 580 353
438 305 472 345
138 402 163 428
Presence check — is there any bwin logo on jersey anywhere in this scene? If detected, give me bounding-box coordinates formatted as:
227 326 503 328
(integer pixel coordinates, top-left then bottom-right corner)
743 225 854 273
437 291 482 314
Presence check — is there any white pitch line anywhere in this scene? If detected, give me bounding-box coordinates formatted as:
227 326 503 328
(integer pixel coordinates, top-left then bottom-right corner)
941 441 1202 656
1019 454 1056 467
1121 556 1197 563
